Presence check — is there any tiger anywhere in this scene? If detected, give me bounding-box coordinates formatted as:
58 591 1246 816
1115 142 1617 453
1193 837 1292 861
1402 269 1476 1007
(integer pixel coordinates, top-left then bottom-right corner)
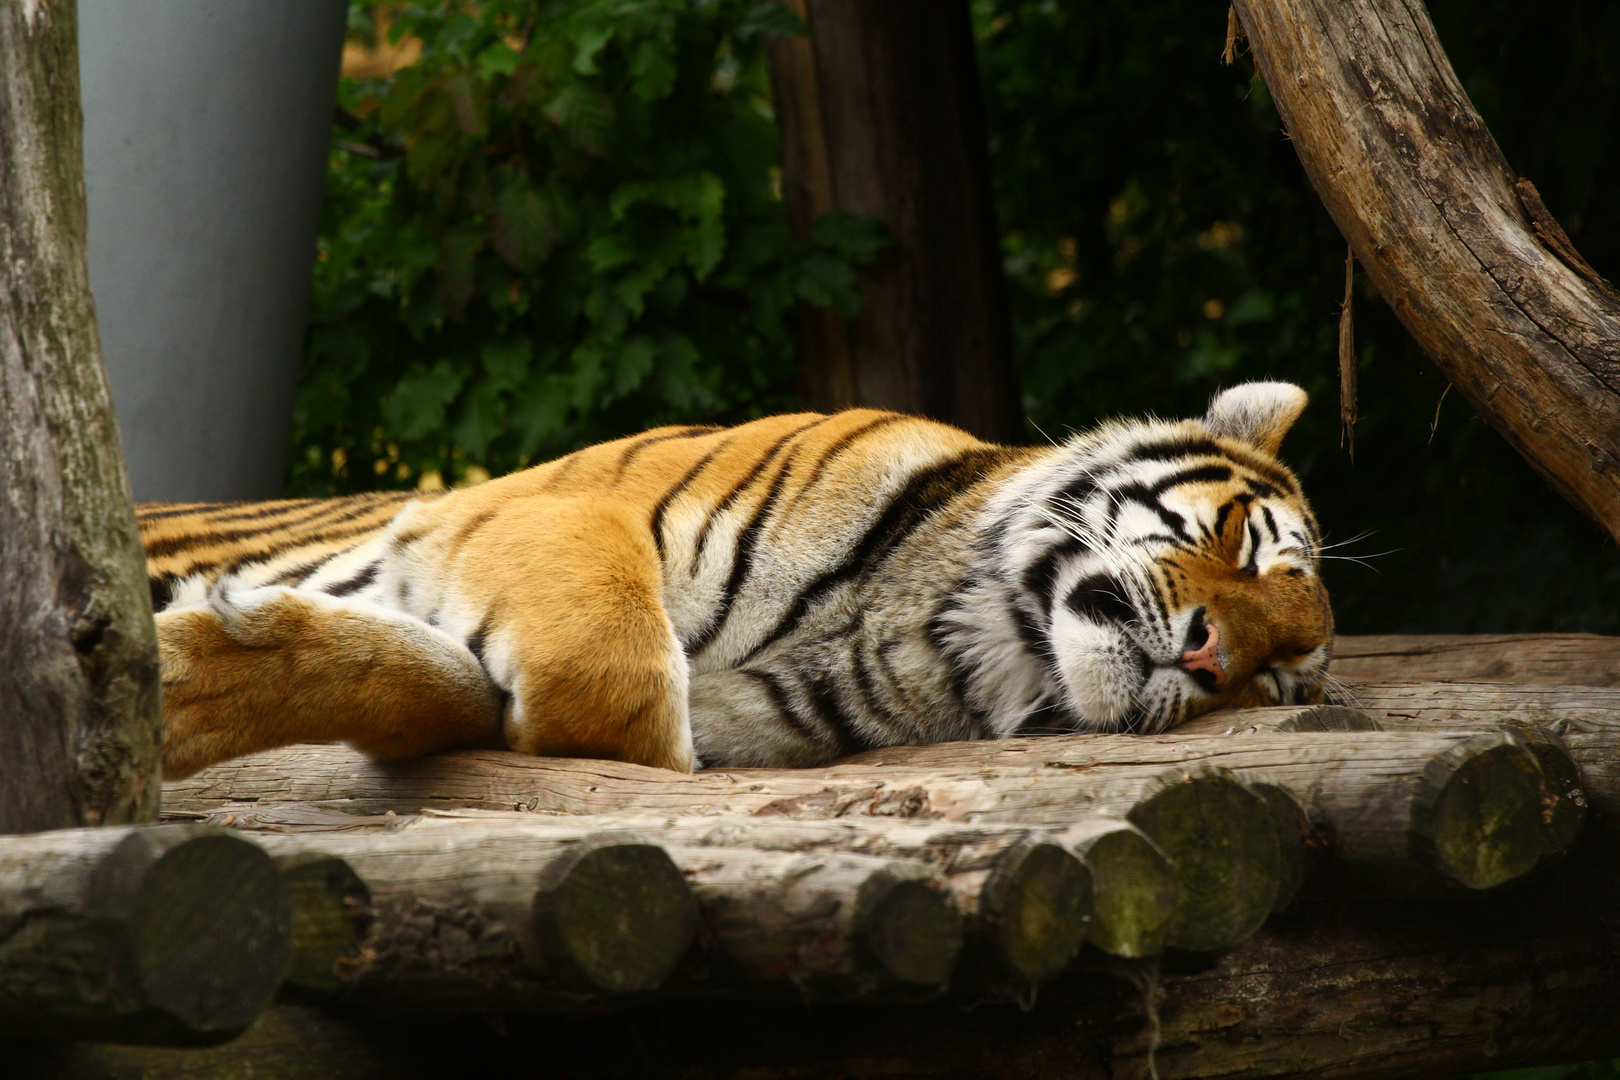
141 380 1334 779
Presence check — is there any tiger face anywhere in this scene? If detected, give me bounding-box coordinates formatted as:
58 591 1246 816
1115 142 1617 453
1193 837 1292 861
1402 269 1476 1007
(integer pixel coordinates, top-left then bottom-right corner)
995 382 1333 735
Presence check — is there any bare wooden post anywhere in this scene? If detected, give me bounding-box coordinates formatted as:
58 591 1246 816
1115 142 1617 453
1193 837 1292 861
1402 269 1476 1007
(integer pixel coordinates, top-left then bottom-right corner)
1228 0 1620 540
0 0 161 832
769 0 1024 443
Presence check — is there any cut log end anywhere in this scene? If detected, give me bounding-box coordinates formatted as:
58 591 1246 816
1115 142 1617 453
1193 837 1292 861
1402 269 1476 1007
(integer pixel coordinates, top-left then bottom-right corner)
535 838 698 995
0 825 292 1046
118 830 289 1043
856 869 964 989
1127 774 1279 954
1427 740 1553 890
274 853 373 999
976 841 1091 985
1066 824 1178 960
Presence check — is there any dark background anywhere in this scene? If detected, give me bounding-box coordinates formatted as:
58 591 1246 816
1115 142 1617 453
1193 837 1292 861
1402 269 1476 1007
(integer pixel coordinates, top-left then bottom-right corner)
297 0 1620 635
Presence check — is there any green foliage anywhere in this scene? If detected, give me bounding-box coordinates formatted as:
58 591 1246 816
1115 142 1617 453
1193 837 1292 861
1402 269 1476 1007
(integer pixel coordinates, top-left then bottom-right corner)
290 0 884 492
974 0 1620 633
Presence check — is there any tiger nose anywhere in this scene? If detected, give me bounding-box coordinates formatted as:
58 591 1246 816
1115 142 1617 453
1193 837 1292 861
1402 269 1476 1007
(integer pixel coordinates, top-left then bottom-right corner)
1180 623 1226 684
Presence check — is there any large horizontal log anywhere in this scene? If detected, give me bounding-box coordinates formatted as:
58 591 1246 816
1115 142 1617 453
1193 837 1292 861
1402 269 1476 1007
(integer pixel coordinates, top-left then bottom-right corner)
250 828 698 1012
672 846 963 1001
1330 680 1620 837
181 806 1177 968
0 824 288 1046
168 749 1283 957
836 729 1574 894
27 857 1620 1080
1332 634 1620 686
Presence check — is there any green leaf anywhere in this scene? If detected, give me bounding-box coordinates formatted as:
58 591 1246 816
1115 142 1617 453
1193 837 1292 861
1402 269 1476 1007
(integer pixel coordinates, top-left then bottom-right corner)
810 212 891 265
482 337 533 393
543 83 615 152
736 3 807 40
383 360 467 441
491 180 555 271
477 41 521 80
570 24 614 76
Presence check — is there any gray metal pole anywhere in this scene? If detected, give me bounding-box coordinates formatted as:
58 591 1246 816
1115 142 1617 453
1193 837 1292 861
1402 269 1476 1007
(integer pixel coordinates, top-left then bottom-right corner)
79 0 347 502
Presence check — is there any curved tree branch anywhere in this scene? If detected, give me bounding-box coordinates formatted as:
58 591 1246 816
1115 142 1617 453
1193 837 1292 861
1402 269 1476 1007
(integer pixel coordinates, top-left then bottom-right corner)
1230 0 1620 541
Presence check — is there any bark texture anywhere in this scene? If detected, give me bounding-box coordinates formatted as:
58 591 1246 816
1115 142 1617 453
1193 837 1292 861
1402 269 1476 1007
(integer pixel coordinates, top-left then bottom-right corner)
1333 633 1620 686
1229 0 1620 538
0 0 160 832
767 0 1022 442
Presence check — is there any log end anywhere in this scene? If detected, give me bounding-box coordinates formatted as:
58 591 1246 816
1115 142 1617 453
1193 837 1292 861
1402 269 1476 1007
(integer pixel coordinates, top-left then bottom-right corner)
1070 825 1179 959
855 867 964 990
274 853 373 1000
535 837 698 994
1426 739 1550 890
979 841 1092 986
1128 773 1280 955
89 826 291 1045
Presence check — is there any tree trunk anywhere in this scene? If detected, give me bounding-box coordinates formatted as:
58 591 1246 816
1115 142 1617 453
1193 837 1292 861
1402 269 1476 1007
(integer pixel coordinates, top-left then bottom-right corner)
0 0 160 833
769 0 1024 443
1228 0 1620 540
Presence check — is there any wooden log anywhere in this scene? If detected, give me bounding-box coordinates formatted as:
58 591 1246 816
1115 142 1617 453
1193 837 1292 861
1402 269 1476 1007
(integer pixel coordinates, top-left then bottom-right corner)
585 817 1085 988
273 853 372 1001
250 828 697 1012
1333 680 1619 839
28 858 1620 1080
1172 704 1381 735
0 824 289 1046
1228 0 1620 539
1053 818 1178 961
1 0 162 833
671 847 962 1001
180 805 1174 968
1332 633 1620 687
839 730 1574 895
168 748 1282 956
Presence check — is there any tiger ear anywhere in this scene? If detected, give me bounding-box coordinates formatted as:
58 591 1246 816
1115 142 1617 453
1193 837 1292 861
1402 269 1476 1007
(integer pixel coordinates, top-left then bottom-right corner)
1203 382 1308 456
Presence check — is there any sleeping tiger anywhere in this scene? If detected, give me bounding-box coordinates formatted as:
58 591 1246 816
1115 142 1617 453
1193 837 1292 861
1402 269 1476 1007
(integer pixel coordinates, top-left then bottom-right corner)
142 380 1333 779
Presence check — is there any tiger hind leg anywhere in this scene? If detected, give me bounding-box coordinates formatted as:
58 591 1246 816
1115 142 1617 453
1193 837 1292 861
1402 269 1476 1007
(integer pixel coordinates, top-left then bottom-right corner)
157 584 505 778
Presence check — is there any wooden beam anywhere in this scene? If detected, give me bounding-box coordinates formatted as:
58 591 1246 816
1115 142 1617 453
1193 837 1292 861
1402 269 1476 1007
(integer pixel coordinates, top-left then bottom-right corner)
1332 634 1620 687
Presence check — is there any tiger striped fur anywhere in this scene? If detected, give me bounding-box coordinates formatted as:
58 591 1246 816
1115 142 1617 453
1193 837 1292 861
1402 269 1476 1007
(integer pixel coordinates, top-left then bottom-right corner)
141 381 1333 778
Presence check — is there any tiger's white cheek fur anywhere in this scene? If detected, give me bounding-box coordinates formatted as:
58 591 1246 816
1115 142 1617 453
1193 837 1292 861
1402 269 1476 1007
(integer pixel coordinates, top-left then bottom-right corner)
1049 608 1144 727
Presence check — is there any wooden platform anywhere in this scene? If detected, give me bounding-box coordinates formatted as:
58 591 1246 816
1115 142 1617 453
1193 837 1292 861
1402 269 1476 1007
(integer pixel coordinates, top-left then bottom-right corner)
7 633 1620 1080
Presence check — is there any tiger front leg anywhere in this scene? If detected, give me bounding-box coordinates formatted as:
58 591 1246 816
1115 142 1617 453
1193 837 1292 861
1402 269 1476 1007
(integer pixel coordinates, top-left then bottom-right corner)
425 493 695 773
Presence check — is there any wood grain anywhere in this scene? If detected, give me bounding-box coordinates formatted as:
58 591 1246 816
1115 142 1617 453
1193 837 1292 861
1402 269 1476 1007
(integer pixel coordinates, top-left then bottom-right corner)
1333 634 1620 686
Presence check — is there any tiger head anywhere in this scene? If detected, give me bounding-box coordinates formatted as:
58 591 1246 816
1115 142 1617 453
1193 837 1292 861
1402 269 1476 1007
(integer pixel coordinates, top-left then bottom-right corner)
989 381 1333 734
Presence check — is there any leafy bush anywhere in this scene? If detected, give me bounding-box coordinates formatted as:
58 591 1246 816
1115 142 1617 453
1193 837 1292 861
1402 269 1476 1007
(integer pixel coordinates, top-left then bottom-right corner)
290 0 885 493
